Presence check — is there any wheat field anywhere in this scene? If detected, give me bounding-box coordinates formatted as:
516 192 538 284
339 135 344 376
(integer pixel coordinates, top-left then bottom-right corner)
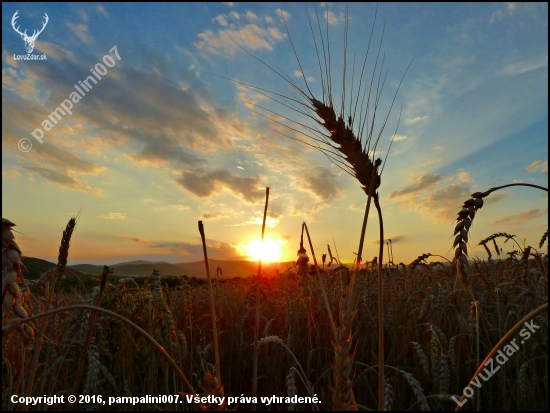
1 214 548 411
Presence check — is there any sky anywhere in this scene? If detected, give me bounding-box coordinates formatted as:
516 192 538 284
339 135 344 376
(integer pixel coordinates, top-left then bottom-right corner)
2 2 548 266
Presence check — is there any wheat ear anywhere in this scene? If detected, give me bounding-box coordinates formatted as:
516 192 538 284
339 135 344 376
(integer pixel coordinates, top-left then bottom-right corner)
2 304 197 396
452 183 547 288
71 265 114 397
26 217 78 401
2 218 33 346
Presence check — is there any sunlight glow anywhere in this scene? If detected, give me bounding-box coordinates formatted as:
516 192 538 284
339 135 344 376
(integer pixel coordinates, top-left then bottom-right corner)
244 238 284 262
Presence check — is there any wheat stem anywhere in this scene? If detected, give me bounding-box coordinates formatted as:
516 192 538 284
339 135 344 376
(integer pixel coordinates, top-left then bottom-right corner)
455 302 548 410
198 221 221 386
71 266 113 398
3 304 196 395
302 222 337 340
252 187 270 410
374 195 386 411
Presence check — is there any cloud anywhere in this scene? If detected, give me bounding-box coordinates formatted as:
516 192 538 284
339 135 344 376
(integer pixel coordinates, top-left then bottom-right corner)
229 211 282 228
66 23 93 44
95 4 108 16
324 10 345 26
201 211 227 219
24 166 103 195
491 208 548 226
388 173 442 199
299 167 341 201
457 171 472 182
130 237 243 261
419 158 441 167
98 212 126 220
390 180 472 221
290 200 330 220
214 15 228 26
526 160 548 175
498 55 548 76
3 46 253 200
172 204 191 210
392 134 408 141
484 192 510 205
276 9 291 21
406 115 428 124
490 2 518 22
432 146 445 151
195 24 284 56
175 169 264 203
246 11 258 21
349 204 360 211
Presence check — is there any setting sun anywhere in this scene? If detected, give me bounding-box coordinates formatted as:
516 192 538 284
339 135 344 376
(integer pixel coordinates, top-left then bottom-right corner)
244 238 284 262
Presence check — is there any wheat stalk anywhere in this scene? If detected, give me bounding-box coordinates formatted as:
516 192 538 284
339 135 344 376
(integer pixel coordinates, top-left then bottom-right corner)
454 302 548 410
198 221 222 388
2 304 197 396
451 183 547 288
252 187 269 410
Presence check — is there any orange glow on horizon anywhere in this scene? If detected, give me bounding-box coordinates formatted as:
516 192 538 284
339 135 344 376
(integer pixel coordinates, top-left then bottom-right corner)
242 238 284 262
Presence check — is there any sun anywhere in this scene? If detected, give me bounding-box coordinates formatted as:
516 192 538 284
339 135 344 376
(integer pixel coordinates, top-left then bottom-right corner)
245 238 283 262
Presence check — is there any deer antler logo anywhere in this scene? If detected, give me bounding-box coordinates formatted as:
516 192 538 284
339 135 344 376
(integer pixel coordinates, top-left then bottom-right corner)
11 11 49 54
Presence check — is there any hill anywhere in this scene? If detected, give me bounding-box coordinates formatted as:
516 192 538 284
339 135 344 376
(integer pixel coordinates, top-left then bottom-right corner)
23 257 297 279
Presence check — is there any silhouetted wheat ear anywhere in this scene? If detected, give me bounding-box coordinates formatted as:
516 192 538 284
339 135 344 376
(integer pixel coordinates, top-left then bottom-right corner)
310 98 382 195
539 230 548 249
452 193 484 287
452 182 548 287
2 218 33 345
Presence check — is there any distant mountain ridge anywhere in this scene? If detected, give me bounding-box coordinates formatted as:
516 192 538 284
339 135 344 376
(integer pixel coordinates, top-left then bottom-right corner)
22 257 296 279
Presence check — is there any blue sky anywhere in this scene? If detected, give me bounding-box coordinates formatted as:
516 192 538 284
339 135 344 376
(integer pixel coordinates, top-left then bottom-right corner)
2 2 548 265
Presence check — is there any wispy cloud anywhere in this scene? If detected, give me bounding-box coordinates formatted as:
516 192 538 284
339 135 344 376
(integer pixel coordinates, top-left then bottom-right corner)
130 236 243 260
498 55 548 76
388 173 441 199
195 24 284 56
457 171 472 182
172 204 191 210
175 169 264 203
66 23 94 44
526 160 548 175
214 15 228 26
491 208 548 226
246 11 258 21
275 9 291 21
201 211 227 219
99 212 126 219
406 115 428 124
229 211 282 228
